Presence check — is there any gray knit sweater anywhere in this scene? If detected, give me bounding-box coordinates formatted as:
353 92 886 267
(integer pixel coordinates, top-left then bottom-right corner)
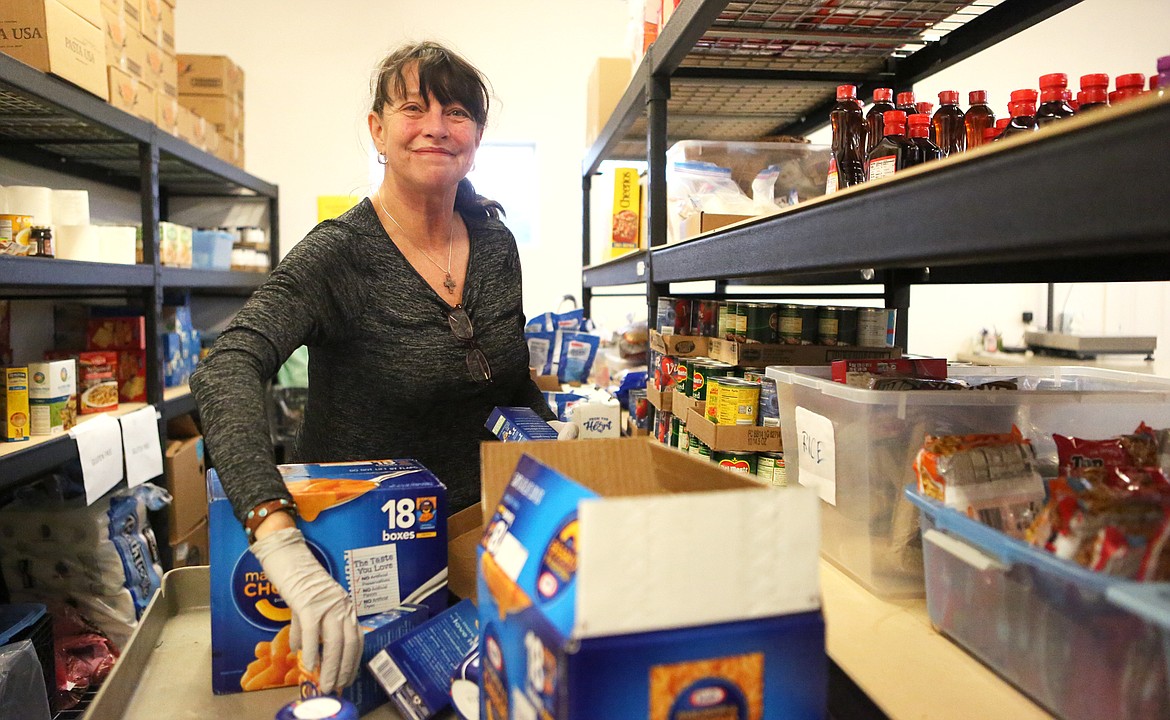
190 198 553 522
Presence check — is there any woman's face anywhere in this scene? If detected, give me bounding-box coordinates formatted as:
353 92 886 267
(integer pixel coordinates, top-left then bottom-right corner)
369 64 483 194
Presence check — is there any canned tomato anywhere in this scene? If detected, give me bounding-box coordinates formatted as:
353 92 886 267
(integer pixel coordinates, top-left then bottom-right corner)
656 354 677 391
716 377 761 426
656 297 674 334
277 697 358 720
654 410 672 444
691 359 733 402
837 306 859 346
628 388 651 431
742 302 776 343
800 305 819 344
713 451 757 474
757 451 787 487
694 300 719 337
817 306 843 345
777 303 804 344
671 298 693 335
856 307 889 346
759 377 780 425
688 434 711 459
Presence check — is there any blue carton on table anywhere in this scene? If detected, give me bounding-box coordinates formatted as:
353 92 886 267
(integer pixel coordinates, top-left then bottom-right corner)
208 459 448 695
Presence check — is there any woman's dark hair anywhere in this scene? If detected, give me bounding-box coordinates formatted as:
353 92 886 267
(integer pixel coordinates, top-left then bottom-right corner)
372 41 503 219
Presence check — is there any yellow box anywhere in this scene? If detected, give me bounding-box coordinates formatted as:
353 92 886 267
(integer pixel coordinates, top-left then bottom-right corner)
0 0 109 99
107 64 154 122
143 39 175 96
177 53 244 101
609 167 641 260
3 367 31 442
138 0 171 53
586 57 631 148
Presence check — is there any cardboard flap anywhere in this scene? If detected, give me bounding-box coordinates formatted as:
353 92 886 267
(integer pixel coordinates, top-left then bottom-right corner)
573 485 821 638
447 507 481 601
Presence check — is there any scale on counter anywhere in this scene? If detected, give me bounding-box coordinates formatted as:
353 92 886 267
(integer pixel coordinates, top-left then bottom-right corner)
1024 331 1157 360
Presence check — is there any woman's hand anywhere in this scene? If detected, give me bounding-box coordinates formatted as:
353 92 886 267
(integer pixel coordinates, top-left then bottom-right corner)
548 420 579 440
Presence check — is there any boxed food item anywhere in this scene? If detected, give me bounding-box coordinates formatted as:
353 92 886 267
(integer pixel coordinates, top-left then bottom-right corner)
138 0 171 53
0 0 108 98
77 350 118 414
100 0 139 26
164 414 204 542
475 438 826 719
486 406 558 442
28 359 77 435
608 167 640 260
585 57 631 148
709 337 900 368
177 53 244 100
208 459 449 694
154 91 177 133
170 515 208 568
3 366 31 442
87 315 145 350
107 65 154 122
177 93 240 137
116 348 146 401
143 40 175 97
908 486 1170 720
767 364 1170 598
99 4 145 80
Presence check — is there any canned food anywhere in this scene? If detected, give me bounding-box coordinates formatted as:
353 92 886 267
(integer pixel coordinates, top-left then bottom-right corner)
656 297 674 334
800 305 819 344
713 451 757 474
837 306 858 346
672 356 688 390
717 302 732 340
716 377 761 426
757 451 787 487
734 303 748 342
886 308 898 346
677 423 689 452
817 306 843 346
688 434 711 459
628 388 651 431
695 300 719 337
856 307 889 346
691 359 733 402
655 410 673 444
671 298 693 335
759 377 780 424
742 302 776 343
670 415 681 447
777 303 804 345
742 370 764 384
656 354 678 391
276 697 359 720
705 375 724 423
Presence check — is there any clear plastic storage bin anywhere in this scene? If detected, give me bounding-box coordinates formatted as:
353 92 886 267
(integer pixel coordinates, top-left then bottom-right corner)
907 486 1170 720
766 365 1170 597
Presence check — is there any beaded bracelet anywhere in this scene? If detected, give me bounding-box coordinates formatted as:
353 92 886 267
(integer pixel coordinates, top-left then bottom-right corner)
244 498 297 543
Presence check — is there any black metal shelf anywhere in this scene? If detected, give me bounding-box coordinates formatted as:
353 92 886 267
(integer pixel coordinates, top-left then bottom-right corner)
0 256 154 289
583 251 649 288
161 267 267 292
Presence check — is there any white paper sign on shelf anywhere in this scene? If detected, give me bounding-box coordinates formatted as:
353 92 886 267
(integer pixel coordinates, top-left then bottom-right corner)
69 415 124 505
794 406 837 506
119 406 163 488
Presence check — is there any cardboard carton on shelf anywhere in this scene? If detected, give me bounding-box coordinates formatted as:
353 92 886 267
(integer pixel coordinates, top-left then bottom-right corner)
100 0 139 25
648 329 709 358
671 388 704 420
685 407 782 452
177 53 244 101
143 39 175 97
99 4 146 80
107 64 154 122
155 91 177 134
585 56 631 148
0 0 108 99
138 0 172 53
679 211 754 242
170 515 208 568
164 414 205 543
708 337 901 368
645 382 672 412
179 93 240 137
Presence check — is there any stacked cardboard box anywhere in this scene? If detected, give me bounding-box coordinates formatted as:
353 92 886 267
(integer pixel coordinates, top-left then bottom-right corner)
177 53 244 167
0 0 108 99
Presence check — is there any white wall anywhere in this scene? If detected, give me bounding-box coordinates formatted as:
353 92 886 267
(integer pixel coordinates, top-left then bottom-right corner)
175 0 630 319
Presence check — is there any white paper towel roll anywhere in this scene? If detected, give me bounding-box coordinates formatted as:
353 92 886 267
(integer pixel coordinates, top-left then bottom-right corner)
51 190 90 226
6 186 53 226
56 225 102 262
97 225 137 265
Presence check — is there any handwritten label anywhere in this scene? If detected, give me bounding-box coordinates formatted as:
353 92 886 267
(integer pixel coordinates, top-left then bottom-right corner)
119 406 163 487
794 406 836 505
69 414 124 505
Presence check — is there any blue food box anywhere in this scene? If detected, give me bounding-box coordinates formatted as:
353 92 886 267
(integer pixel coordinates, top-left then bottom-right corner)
208 459 448 695
485 406 558 442
476 446 827 719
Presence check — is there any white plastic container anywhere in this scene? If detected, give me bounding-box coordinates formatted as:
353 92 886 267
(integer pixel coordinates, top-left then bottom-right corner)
766 365 1170 597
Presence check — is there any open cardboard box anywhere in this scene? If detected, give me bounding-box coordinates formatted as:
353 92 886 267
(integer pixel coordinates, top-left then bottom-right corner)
671 388 705 419
708 337 901 367
649 329 709 358
685 408 782 452
645 382 673 412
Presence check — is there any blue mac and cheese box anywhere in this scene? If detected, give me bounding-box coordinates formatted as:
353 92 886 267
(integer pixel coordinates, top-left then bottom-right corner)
476 441 827 719
208 459 448 695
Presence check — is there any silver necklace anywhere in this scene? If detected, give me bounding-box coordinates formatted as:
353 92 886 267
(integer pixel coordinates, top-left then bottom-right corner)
375 190 456 294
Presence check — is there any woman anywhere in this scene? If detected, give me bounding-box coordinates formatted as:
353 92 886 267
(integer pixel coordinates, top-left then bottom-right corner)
190 41 562 693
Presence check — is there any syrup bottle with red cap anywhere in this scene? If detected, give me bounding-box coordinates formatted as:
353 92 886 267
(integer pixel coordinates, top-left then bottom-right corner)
905 113 942 168
865 88 896 154
964 90 995 149
1079 74 1110 112
865 110 914 181
895 91 917 118
1115 73 1146 103
997 90 1039 140
932 90 966 156
1035 73 1076 126
827 84 866 192
912 102 934 142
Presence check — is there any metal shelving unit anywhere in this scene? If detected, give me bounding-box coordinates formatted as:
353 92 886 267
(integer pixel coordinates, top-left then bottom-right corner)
0 52 279 506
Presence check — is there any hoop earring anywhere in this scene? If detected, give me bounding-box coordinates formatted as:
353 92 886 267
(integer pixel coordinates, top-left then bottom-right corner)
377 151 387 165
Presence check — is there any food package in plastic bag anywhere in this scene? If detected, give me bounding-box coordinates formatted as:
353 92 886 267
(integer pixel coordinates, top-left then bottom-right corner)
0 640 51 720
48 602 118 712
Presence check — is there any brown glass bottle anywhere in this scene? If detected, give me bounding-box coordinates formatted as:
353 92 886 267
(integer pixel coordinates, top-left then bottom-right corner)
828 84 866 191
905 113 942 168
997 90 1039 141
1035 73 1076 127
865 111 914 182
932 90 966 156
965 90 995 149
865 88 895 154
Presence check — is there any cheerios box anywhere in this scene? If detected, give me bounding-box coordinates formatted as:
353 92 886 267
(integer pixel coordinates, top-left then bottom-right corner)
208 459 448 695
475 438 827 719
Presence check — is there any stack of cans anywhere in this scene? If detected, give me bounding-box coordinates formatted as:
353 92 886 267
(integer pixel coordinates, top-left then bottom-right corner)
657 295 897 347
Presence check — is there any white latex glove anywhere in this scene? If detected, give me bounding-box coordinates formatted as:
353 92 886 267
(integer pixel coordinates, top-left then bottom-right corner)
250 527 362 693
548 420 579 440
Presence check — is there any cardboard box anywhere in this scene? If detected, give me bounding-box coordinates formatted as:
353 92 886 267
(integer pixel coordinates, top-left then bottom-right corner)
0 0 108 98
164 414 205 542
87 314 145 350
116 348 146 401
177 93 239 136
585 57 630 147
77 350 118 414
209 459 448 694
28 359 77 435
671 388 704 420
3 366 30 442
569 398 621 439
707 337 901 368
56 0 101 27
142 39 174 96
685 408 782 452
680 211 753 242
154 90 177 133
138 0 170 53
646 382 672 412
175 102 195 142
648 329 709 358
100 0 139 25
474 438 826 719
99 5 144 79
608 167 640 260
177 53 243 100
107 64 154 122
170 515 208 568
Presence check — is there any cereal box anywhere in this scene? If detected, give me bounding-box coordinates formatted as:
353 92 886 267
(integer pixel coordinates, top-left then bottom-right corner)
3 367 30 442
28 360 77 436
476 441 827 719
209 459 448 695
609 167 641 260
78 351 119 414
117 349 147 402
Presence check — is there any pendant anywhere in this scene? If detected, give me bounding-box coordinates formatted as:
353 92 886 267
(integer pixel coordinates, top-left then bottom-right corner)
443 273 456 294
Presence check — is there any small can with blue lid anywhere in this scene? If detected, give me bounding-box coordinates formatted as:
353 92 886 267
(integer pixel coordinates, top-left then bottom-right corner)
276 696 358 720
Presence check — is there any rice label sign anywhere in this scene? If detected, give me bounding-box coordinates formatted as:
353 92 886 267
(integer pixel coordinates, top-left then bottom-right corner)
794 406 836 506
